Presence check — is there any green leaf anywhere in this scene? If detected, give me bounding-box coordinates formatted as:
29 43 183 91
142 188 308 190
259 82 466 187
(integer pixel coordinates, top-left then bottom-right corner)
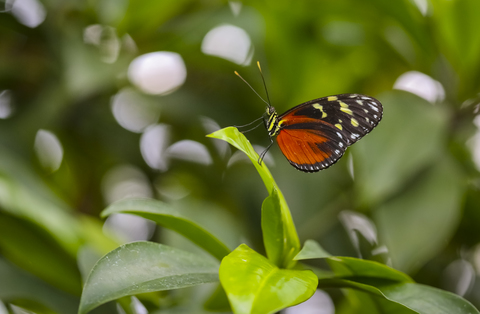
296 255 412 283
363 0 432 56
430 0 480 96
318 279 479 314
78 241 219 314
219 244 318 314
261 187 284 266
380 283 479 314
101 198 231 261
318 257 478 313
207 127 276 193
203 284 231 312
340 288 418 314
0 257 79 314
353 91 448 206
208 127 300 268
374 156 465 273
294 239 331 260
10 304 38 314
326 256 413 282
0 211 82 295
0 162 83 256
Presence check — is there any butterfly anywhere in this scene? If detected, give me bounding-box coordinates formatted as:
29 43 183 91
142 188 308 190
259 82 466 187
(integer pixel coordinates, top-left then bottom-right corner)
235 63 383 173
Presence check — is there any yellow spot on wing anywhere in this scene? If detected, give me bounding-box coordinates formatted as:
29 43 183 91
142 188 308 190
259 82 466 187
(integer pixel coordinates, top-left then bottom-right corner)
313 103 327 118
335 124 343 130
328 96 338 101
351 118 359 127
339 101 353 115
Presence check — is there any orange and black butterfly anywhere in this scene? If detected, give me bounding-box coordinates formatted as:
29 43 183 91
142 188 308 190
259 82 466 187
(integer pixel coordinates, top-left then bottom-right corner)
236 63 383 173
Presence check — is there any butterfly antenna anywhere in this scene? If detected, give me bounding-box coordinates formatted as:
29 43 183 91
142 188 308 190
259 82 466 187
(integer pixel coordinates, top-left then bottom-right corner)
234 71 269 106
257 61 272 107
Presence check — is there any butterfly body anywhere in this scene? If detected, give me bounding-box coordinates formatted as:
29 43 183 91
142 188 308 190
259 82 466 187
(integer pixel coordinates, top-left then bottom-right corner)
264 94 383 172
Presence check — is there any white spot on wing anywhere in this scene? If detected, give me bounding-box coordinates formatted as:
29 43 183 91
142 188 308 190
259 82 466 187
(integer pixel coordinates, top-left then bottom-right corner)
368 104 379 112
336 132 342 138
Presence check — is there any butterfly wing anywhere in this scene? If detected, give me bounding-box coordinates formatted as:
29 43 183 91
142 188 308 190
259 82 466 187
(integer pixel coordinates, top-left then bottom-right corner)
275 94 383 172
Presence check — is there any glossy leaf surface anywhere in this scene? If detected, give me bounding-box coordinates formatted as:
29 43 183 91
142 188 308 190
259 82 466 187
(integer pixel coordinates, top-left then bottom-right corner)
219 244 317 314
319 279 479 314
317 256 478 314
79 242 219 314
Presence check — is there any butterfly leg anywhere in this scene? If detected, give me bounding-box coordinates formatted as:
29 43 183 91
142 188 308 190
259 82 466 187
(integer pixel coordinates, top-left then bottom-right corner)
238 120 265 134
258 138 274 165
234 116 264 132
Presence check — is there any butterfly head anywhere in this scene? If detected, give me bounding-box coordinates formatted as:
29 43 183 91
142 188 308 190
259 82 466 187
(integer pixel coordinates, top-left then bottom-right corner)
266 106 276 116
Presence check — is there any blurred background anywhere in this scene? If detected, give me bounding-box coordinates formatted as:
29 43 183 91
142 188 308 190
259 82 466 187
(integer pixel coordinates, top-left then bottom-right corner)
1 0 480 313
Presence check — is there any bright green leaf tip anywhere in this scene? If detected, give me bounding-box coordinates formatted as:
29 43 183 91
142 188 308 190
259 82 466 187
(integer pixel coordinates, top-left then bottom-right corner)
294 239 332 260
207 127 260 163
219 244 318 314
326 256 413 283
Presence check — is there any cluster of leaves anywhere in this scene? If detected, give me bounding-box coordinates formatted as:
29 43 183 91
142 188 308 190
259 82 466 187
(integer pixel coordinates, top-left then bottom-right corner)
79 128 479 314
